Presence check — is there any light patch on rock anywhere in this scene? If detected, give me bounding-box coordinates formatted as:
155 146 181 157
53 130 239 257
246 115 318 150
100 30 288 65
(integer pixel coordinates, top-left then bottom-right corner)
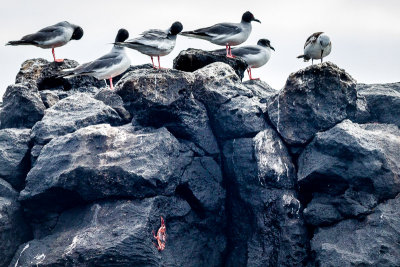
14 243 29 267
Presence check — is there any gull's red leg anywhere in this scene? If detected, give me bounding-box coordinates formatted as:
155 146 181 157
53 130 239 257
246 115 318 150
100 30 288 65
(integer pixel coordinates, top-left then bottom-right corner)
157 56 165 69
151 56 157 69
226 45 235 58
109 78 114 90
248 68 260 80
225 45 229 57
52 48 64 63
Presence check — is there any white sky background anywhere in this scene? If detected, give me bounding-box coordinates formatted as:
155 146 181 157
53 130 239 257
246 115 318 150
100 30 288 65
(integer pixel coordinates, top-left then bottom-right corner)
0 0 400 97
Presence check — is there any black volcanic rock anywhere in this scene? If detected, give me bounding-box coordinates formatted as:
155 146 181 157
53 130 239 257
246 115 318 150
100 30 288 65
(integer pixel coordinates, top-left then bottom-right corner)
222 127 308 266
173 48 248 80
311 194 400 266
351 82 400 126
0 179 31 267
268 62 357 145
94 89 131 122
298 120 400 226
10 197 226 267
15 58 104 91
31 93 123 145
1 55 400 266
0 84 45 129
0 128 31 190
116 67 219 154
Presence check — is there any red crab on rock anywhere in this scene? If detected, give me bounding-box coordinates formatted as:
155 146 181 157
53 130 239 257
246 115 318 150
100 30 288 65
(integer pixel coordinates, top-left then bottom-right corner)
152 216 166 251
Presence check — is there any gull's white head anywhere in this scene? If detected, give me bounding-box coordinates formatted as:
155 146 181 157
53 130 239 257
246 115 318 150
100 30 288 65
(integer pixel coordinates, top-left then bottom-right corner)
319 34 331 48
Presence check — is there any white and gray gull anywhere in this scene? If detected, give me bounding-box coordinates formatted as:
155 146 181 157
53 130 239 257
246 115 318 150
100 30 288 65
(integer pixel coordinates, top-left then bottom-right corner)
216 39 274 80
180 11 260 58
297 32 331 64
115 22 183 69
6 21 83 62
60 29 131 90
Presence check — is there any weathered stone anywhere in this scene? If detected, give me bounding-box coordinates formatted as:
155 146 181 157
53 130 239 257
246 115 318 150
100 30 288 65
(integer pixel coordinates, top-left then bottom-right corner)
0 84 45 129
173 48 248 80
0 128 31 190
39 90 59 108
311 194 400 267
31 93 122 145
15 58 104 91
94 89 131 122
10 197 225 267
298 120 400 225
0 179 31 267
268 62 357 145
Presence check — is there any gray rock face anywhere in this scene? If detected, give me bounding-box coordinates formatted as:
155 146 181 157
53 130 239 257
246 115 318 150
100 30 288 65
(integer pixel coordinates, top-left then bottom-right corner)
10 197 225 267
222 127 308 266
39 90 60 108
298 120 400 226
31 93 122 145
94 89 131 122
0 179 31 267
0 128 31 190
268 62 357 145
0 84 45 129
116 67 219 155
15 58 104 90
173 48 248 80
352 82 400 126
311 194 400 267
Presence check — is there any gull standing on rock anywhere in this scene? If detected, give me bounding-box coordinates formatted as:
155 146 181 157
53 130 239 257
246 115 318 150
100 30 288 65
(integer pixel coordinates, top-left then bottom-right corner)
216 39 274 80
297 32 332 64
180 11 260 58
6 21 84 62
59 29 131 90
115 22 183 69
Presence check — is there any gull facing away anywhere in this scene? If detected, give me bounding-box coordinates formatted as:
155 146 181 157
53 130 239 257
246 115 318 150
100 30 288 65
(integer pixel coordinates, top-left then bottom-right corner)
216 39 274 80
6 21 83 62
180 11 260 58
115 22 183 69
297 32 332 64
60 29 131 90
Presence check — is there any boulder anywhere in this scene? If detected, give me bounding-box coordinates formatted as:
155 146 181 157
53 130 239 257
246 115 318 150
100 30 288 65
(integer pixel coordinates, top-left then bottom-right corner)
15 58 104 91
221 128 308 266
0 84 45 129
21 124 224 218
173 48 248 80
0 128 31 190
116 68 219 154
31 93 122 145
0 179 31 267
298 120 400 225
10 196 225 267
268 62 357 145
352 82 400 126
311 194 400 267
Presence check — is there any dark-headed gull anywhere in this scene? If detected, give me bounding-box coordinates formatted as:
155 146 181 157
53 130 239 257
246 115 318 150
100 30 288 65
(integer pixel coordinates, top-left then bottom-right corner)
115 22 183 69
297 32 332 64
215 39 274 80
180 11 260 58
60 29 130 90
6 21 83 62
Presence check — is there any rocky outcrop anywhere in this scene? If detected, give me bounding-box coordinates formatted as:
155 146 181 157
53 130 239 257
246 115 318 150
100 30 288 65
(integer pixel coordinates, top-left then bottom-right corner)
173 48 248 80
1 55 399 267
267 62 357 146
0 84 45 129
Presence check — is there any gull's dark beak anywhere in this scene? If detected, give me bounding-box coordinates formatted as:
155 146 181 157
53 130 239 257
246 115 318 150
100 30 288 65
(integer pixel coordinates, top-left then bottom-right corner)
253 18 261 23
270 46 275 51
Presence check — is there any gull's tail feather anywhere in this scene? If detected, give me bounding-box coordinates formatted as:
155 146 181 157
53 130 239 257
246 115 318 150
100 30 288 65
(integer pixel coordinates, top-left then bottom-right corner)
297 54 310 62
6 40 35 46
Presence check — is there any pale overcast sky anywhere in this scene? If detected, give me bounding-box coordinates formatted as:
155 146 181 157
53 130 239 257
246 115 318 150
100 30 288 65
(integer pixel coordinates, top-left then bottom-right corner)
1 0 400 97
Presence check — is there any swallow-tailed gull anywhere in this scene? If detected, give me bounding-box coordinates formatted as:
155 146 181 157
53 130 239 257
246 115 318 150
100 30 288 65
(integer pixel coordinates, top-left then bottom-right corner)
297 32 331 64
